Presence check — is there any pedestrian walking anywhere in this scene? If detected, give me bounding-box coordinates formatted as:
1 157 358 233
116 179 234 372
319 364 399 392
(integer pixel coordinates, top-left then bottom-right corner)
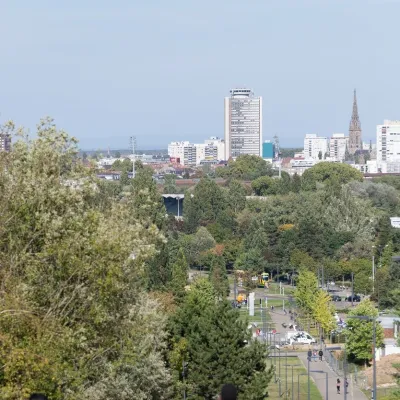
336 378 341 394
318 349 323 361
313 350 318 362
345 378 349 393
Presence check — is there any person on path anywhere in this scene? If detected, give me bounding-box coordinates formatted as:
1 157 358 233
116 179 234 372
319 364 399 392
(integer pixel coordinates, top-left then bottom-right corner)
219 383 238 400
345 378 349 393
336 378 341 394
318 349 323 361
313 350 318 362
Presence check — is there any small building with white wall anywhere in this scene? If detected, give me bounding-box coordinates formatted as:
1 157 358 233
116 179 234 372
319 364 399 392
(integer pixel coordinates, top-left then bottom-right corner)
329 133 348 161
377 120 400 172
304 134 328 160
168 138 225 166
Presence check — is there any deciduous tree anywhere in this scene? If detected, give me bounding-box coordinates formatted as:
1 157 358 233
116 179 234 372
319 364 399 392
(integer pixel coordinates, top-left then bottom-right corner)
345 299 384 365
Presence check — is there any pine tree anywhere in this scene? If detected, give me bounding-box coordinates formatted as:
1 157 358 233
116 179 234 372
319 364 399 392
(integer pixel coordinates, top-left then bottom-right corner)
291 173 302 193
227 179 246 213
208 255 229 299
186 301 272 400
170 280 272 399
169 248 188 300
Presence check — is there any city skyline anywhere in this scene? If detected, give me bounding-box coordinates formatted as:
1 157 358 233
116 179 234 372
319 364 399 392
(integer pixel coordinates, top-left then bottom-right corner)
2 1 400 149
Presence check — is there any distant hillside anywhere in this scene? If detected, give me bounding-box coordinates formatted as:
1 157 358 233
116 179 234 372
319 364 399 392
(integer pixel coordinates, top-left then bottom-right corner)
79 149 168 157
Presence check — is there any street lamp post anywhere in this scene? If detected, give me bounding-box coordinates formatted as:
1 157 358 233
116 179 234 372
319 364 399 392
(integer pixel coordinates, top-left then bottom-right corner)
283 364 302 400
182 361 188 400
276 347 282 395
176 196 180 218
307 350 312 400
348 316 377 399
372 244 389 294
372 253 375 293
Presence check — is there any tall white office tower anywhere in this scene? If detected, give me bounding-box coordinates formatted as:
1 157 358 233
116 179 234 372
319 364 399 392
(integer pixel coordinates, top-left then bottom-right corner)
224 88 262 160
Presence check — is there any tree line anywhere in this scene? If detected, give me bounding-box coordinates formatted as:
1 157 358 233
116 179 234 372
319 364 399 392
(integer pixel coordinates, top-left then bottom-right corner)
2 122 400 399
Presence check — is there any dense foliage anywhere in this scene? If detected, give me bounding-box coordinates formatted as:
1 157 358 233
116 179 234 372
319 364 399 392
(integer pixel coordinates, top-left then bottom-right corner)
0 120 171 399
344 300 384 364
2 119 400 400
216 154 274 180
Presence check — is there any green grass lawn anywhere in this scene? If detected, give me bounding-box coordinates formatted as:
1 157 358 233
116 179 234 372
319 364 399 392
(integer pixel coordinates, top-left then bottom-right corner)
362 387 400 398
238 306 273 324
266 356 323 400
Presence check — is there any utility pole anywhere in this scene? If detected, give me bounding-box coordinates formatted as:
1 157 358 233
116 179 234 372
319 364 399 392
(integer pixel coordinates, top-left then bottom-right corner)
130 136 136 178
373 319 377 400
233 272 237 308
321 266 325 290
351 272 354 307
344 346 347 400
372 254 375 293
307 350 312 400
182 361 187 400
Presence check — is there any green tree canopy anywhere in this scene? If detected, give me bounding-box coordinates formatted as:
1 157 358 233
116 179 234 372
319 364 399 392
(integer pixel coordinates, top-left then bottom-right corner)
251 176 276 196
217 154 274 180
345 299 384 364
183 177 227 233
171 280 272 400
169 248 189 300
294 270 318 315
207 254 229 299
301 162 363 191
0 119 171 399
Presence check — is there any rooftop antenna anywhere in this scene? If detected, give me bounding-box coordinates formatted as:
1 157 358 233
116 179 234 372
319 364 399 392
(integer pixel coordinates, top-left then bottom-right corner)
273 135 280 159
130 136 136 178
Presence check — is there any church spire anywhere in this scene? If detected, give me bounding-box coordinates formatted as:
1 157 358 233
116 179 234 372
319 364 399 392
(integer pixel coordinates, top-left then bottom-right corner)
349 89 362 154
350 89 361 130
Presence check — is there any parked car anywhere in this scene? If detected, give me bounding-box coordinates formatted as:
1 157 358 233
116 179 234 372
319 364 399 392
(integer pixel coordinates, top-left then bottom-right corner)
289 332 316 345
346 294 361 302
330 295 342 302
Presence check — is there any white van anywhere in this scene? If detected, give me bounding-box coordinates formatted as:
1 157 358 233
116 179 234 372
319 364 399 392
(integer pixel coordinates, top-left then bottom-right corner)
288 331 316 345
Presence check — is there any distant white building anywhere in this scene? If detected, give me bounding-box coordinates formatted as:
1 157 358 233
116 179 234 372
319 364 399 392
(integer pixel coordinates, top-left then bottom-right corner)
351 160 379 174
196 137 225 165
377 120 400 172
304 134 328 160
167 141 197 166
168 137 225 166
281 158 317 176
329 133 348 161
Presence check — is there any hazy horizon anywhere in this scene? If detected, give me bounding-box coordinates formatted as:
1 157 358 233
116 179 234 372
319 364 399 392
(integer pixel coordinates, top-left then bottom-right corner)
1 1 400 149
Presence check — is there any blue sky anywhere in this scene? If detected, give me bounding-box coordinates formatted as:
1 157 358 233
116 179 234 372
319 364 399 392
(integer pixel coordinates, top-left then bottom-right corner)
1 0 400 150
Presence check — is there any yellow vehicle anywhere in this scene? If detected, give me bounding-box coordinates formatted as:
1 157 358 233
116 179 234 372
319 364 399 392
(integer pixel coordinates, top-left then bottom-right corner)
258 272 269 288
236 289 247 304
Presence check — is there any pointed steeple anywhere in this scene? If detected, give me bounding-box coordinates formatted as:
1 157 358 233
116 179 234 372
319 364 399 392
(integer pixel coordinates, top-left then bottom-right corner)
348 89 362 154
350 89 361 130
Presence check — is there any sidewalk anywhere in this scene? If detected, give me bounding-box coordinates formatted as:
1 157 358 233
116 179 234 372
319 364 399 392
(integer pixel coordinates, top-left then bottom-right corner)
267 306 367 400
297 352 367 400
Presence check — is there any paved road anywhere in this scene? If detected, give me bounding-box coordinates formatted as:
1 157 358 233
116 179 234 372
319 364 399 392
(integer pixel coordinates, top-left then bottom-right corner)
267 306 367 400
